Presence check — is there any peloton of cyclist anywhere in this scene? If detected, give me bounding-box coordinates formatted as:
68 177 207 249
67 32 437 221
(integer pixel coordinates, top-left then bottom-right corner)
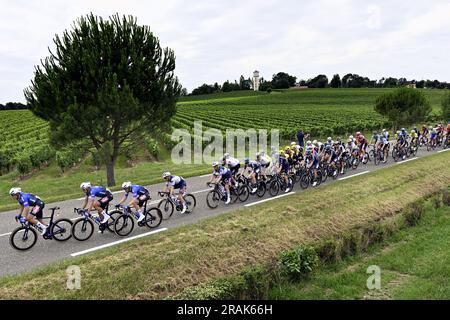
9 188 48 235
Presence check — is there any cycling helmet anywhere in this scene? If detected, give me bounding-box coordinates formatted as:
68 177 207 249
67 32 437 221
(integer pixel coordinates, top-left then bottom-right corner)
80 182 91 190
212 161 219 167
223 153 230 159
348 138 353 143
356 132 361 136
313 140 318 145
401 128 406 132
284 146 291 152
306 140 312 146
279 151 286 158
411 130 415 134
382 129 386 133
290 142 296 147
349 135 354 140
9 187 21 196
121 181 132 189
325 145 332 152
162 172 171 179
244 158 250 165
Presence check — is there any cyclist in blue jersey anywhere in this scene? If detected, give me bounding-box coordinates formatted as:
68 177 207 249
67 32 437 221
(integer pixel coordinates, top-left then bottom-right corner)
305 148 320 187
9 188 48 235
117 182 150 222
80 182 112 224
162 172 188 213
208 162 231 204
277 151 291 193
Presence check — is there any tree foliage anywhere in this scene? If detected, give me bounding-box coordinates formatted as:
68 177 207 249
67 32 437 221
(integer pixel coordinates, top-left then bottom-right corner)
24 13 181 186
442 90 450 120
374 88 431 129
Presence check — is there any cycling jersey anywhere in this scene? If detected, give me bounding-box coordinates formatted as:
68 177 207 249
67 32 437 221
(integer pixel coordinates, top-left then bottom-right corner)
125 185 149 198
225 157 240 168
18 192 43 208
86 186 111 199
167 175 187 189
18 192 45 219
259 155 271 167
279 156 289 174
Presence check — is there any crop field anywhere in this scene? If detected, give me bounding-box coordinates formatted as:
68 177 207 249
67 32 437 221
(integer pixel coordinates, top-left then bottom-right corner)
174 88 445 139
0 88 446 176
0 110 52 174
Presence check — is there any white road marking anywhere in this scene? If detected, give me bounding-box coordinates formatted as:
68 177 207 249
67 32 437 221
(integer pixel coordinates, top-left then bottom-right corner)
199 174 211 178
438 149 450 153
0 232 12 237
70 228 168 257
338 171 370 181
191 188 212 195
244 192 296 207
395 157 418 165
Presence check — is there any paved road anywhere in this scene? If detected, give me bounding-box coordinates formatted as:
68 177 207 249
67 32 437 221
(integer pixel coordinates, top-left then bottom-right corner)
0 147 448 278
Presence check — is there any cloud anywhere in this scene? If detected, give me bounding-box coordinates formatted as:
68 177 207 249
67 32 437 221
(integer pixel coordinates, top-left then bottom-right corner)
0 0 449 102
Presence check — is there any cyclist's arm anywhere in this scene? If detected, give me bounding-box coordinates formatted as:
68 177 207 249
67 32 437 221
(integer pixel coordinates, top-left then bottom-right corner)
81 194 89 209
22 205 30 217
128 196 139 207
18 204 24 217
117 195 128 206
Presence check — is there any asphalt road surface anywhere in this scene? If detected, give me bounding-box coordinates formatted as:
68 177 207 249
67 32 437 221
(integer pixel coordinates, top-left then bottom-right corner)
0 147 448 278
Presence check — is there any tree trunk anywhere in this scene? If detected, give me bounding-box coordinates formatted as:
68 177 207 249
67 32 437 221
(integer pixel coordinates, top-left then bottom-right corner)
105 157 116 187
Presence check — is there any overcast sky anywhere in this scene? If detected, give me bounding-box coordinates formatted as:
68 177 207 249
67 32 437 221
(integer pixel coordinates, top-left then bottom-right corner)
1 0 449 102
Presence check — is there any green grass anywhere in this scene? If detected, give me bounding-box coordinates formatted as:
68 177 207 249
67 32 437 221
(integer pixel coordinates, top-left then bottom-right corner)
269 203 450 300
0 151 448 299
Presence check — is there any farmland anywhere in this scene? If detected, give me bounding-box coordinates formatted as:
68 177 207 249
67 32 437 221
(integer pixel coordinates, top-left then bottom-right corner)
0 88 446 204
174 88 445 139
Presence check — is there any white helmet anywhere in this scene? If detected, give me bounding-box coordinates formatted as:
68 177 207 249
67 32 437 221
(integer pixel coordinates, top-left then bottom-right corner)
290 142 296 146
80 182 91 190
162 172 171 179
9 187 21 196
212 161 219 167
348 138 353 143
306 140 312 145
121 181 132 189
223 153 230 159
327 137 332 141
349 135 354 140
313 140 318 145
382 129 386 133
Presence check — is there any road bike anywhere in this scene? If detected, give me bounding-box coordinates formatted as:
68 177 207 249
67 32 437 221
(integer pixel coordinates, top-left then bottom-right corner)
157 191 197 219
10 206 72 251
112 201 163 237
71 206 120 241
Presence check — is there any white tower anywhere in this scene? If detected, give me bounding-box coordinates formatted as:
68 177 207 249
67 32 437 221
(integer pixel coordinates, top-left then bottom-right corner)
252 70 260 91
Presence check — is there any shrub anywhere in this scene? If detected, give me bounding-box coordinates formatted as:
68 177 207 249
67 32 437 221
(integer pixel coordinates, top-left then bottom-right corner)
16 155 32 176
432 196 442 209
442 190 450 207
279 245 318 281
404 201 425 226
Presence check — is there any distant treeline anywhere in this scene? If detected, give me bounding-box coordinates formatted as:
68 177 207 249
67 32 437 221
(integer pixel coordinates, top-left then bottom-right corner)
189 72 450 95
0 102 29 110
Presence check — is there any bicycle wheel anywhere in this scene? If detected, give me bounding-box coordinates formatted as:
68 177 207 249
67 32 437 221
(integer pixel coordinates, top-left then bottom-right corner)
105 211 121 233
114 214 135 237
300 174 310 189
230 189 239 203
184 194 197 213
206 191 221 209
51 218 73 241
144 208 163 228
374 151 380 165
321 167 328 183
352 158 359 170
315 170 323 186
71 218 94 241
392 148 400 162
238 185 250 202
256 181 266 198
10 226 38 251
269 180 280 196
158 199 174 220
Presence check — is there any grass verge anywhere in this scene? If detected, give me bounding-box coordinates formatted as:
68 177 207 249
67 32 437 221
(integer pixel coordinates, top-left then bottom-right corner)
269 199 450 300
0 151 448 299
